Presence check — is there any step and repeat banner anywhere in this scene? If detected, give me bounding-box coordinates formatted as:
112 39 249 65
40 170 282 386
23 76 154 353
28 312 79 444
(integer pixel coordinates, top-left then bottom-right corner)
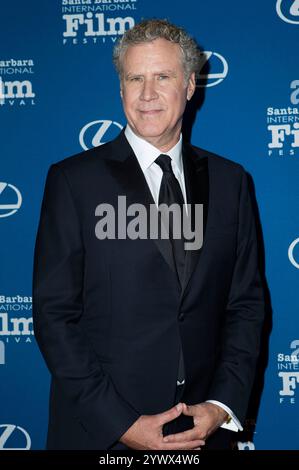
1 0 298 450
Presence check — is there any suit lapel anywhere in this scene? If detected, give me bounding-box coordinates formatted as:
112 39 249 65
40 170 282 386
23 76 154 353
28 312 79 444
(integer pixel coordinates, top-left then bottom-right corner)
180 143 209 299
103 131 179 283
102 131 209 295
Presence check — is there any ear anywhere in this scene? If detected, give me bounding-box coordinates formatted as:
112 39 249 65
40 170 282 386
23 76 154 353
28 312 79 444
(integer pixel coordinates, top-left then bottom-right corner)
187 72 196 101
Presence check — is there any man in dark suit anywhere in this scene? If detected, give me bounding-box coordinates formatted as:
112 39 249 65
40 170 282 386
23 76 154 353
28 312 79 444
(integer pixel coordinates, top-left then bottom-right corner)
33 19 265 450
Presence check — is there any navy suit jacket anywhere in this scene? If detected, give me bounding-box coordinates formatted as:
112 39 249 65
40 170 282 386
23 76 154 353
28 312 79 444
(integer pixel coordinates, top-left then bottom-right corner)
32 131 265 449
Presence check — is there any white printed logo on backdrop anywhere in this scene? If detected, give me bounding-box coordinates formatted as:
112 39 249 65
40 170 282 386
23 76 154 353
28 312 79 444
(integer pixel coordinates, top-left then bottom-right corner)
237 441 255 450
0 424 31 450
276 0 299 24
62 0 138 46
79 119 123 150
0 341 5 365
0 59 35 107
0 295 34 366
278 339 299 404
0 183 22 218
288 238 299 269
267 81 299 156
196 51 228 88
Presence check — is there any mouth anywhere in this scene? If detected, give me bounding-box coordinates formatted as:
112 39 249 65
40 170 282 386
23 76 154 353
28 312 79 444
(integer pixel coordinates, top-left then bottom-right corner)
138 109 163 115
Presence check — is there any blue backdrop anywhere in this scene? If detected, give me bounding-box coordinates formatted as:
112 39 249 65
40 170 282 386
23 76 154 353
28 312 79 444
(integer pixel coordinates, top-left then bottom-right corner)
1 0 298 450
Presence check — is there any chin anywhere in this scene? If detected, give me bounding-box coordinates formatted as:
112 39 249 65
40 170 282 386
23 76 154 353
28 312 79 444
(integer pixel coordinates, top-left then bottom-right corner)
134 124 165 139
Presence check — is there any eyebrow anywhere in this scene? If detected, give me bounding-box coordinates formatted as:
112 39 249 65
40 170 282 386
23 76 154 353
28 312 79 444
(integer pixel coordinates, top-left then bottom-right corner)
125 70 177 79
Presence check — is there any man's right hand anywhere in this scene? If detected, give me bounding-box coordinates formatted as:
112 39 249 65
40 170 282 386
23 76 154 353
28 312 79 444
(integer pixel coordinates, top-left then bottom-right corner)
119 403 205 450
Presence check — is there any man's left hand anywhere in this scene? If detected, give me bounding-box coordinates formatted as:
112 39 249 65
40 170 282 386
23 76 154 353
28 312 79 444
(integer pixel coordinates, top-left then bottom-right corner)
162 402 228 445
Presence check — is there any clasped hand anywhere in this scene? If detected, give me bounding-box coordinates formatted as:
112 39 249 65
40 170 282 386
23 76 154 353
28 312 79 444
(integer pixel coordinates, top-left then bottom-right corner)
120 402 228 450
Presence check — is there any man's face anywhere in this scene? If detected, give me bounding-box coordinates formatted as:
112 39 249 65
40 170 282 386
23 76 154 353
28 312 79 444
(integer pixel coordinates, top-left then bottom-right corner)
120 38 196 150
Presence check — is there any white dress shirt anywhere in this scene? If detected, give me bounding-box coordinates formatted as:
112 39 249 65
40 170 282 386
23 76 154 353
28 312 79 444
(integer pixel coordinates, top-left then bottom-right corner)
125 124 187 207
124 124 242 433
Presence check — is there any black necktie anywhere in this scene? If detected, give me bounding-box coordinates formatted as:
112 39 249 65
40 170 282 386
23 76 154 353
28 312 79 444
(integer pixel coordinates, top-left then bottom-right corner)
155 154 186 385
155 154 186 286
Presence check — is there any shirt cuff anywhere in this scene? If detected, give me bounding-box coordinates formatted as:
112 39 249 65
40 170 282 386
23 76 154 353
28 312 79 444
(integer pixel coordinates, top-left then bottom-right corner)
205 400 243 432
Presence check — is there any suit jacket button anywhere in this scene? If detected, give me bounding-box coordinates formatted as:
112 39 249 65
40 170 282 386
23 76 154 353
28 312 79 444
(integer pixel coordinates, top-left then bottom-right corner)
178 312 184 321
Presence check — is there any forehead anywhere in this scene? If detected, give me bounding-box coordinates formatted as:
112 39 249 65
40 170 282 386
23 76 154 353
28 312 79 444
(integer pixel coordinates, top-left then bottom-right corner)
122 38 183 72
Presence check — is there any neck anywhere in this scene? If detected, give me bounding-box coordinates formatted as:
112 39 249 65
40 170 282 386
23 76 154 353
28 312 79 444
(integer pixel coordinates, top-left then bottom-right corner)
129 126 182 153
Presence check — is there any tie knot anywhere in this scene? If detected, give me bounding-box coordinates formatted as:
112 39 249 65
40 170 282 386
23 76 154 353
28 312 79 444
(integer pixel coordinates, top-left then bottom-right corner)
155 154 173 173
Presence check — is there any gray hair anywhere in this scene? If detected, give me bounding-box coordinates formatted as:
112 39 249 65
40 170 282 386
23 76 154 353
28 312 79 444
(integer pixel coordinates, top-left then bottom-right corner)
113 18 202 83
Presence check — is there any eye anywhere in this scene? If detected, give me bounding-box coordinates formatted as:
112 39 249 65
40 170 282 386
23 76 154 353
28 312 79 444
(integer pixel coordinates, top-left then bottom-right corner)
130 76 143 82
158 75 169 80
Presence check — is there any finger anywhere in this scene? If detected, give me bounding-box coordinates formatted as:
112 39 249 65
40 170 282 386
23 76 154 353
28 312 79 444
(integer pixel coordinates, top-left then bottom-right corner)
181 403 195 417
161 439 205 451
163 428 204 443
157 403 183 426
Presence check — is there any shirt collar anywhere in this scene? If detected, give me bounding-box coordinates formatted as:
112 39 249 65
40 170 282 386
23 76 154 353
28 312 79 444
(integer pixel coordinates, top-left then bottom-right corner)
124 124 183 174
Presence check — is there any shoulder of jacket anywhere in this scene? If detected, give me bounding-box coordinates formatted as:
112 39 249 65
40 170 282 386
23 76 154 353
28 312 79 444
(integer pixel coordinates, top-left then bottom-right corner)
188 143 245 176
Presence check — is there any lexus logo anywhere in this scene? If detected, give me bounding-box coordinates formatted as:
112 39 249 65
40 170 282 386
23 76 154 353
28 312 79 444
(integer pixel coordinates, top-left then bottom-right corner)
0 182 22 218
197 51 228 88
237 441 255 450
276 0 299 24
79 119 123 150
0 424 31 450
288 238 299 269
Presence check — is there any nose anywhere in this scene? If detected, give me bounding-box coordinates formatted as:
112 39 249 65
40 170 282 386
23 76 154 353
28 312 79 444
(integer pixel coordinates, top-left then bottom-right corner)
140 78 158 101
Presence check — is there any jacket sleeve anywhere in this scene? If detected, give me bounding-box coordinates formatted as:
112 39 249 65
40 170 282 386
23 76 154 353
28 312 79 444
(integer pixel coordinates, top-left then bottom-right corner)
207 168 265 424
32 163 140 449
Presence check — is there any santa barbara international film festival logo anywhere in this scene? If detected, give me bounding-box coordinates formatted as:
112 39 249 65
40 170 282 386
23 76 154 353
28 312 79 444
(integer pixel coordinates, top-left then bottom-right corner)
0 295 34 366
278 339 299 404
0 58 36 107
267 80 299 157
276 0 299 24
62 0 138 46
